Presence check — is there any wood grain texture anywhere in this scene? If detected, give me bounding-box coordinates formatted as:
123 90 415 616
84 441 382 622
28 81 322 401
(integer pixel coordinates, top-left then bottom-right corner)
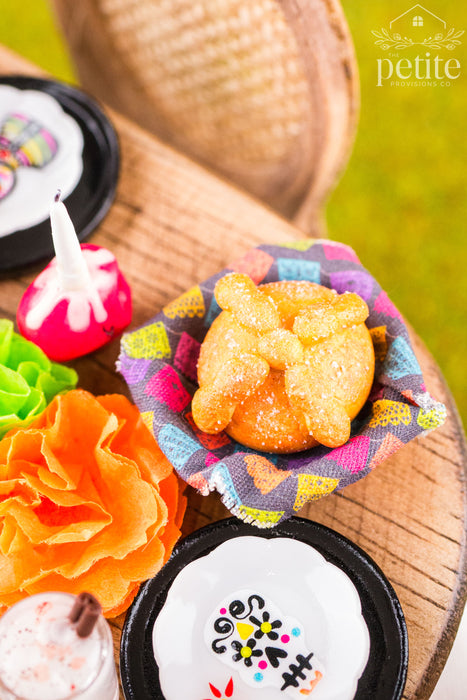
1 46 466 700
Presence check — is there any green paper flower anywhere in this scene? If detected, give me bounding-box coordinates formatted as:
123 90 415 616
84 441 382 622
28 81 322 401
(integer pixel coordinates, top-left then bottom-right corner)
0 319 78 439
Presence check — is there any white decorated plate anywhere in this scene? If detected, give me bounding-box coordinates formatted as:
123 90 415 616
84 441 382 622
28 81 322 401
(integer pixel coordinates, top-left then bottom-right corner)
120 518 408 700
0 76 119 271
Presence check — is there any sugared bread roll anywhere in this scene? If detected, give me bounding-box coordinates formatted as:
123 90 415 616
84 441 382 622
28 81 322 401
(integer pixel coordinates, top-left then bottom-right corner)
192 273 375 453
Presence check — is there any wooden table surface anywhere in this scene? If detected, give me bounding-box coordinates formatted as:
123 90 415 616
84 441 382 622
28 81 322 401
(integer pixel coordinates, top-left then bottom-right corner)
1 46 466 700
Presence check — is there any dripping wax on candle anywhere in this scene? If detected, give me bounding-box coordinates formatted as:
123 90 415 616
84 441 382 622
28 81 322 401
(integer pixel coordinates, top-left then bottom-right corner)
17 192 132 361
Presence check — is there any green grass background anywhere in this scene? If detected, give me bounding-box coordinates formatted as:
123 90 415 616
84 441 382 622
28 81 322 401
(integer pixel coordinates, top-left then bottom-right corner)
1 1 466 428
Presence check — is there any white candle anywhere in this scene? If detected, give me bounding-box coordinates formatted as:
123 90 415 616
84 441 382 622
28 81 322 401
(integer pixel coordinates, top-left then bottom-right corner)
50 192 91 292
24 194 108 333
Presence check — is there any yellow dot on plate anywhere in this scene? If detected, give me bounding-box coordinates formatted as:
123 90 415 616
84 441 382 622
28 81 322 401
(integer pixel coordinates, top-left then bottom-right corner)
241 645 252 658
261 621 272 634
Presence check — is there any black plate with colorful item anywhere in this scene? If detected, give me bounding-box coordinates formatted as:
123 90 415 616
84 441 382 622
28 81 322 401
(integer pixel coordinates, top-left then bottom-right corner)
120 517 408 700
0 76 119 272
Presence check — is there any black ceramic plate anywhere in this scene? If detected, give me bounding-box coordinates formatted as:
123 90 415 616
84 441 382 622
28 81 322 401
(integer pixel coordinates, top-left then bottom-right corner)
120 517 408 700
0 76 119 272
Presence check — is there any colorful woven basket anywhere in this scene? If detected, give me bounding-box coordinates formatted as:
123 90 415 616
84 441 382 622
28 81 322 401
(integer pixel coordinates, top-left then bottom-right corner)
118 240 446 527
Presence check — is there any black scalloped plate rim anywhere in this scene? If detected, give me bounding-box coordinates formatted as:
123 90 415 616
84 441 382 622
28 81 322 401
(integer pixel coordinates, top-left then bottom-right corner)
120 517 408 700
0 75 119 273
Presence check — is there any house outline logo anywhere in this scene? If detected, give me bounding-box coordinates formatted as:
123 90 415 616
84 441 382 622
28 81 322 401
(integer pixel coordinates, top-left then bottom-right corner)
372 4 464 51
389 5 446 30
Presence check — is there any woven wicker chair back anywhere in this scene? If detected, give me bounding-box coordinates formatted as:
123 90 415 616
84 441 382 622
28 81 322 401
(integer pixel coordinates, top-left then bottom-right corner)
52 0 359 232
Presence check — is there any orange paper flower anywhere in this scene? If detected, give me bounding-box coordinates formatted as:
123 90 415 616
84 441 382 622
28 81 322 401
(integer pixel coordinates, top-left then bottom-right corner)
0 390 186 616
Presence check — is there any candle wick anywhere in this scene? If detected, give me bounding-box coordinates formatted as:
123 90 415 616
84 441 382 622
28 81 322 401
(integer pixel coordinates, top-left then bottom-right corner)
54 189 62 203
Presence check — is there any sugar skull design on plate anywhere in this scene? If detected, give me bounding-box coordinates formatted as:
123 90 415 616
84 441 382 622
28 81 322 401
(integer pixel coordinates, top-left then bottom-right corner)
152 536 370 699
205 589 325 696
0 76 119 271
120 518 408 700
0 85 83 237
0 112 58 201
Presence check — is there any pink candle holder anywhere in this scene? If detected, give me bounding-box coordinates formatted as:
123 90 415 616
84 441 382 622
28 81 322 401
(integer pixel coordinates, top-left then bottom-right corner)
17 193 131 361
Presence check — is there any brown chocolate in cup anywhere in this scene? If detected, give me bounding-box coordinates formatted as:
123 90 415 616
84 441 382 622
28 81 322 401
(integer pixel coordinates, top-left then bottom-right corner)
70 591 102 638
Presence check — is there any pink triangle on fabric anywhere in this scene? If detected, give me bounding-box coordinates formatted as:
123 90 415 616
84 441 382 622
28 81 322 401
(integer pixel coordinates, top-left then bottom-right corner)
186 471 209 491
231 249 275 284
145 365 191 411
326 435 370 474
369 432 404 470
401 389 417 405
322 242 360 263
374 290 403 319
205 453 220 468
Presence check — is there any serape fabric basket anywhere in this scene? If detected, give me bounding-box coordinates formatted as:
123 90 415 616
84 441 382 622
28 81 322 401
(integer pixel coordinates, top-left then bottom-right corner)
118 240 446 527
